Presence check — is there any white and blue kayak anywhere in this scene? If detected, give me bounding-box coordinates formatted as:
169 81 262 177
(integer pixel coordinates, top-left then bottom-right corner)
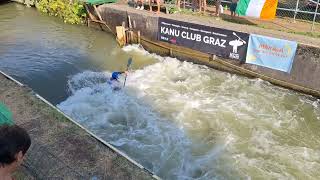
107 79 122 91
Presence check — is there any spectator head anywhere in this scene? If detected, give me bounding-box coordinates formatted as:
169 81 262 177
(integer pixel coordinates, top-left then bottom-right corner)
0 125 31 170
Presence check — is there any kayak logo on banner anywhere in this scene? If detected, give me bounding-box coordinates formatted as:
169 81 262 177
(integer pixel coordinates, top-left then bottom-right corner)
170 37 177 44
246 34 298 73
157 17 250 61
229 32 247 59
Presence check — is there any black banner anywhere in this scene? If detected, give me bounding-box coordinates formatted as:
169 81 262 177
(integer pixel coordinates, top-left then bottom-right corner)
158 17 249 61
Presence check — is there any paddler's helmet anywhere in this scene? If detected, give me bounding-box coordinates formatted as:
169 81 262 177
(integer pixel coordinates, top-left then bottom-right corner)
111 72 120 80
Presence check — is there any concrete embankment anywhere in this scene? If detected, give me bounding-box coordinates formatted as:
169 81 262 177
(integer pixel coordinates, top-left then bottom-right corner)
93 4 320 98
0 72 156 179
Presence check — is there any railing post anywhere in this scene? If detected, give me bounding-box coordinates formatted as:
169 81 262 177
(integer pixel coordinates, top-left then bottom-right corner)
311 0 320 31
293 0 300 22
137 31 141 44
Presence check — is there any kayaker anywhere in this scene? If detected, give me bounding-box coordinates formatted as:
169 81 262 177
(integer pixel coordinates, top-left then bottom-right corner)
108 71 128 90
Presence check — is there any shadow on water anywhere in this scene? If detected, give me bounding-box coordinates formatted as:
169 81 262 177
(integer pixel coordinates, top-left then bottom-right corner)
1 42 100 104
0 0 12 6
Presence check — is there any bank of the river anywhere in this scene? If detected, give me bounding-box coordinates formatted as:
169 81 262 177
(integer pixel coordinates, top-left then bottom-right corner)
10 0 86 24
92 4 320 98
0 72 155 179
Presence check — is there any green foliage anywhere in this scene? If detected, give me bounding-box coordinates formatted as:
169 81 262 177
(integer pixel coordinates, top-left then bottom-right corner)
180 8 193 14
168 6 179 14
36 0 87 24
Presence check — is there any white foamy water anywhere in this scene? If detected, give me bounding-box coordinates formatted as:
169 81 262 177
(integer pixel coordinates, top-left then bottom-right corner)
58 45 320 180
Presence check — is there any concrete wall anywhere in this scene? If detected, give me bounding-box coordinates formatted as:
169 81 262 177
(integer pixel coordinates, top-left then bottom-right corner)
96 5 320 97
98 5 158 41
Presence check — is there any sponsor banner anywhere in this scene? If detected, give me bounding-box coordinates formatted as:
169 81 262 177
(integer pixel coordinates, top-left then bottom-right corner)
158 17 249 61
246 34 298 73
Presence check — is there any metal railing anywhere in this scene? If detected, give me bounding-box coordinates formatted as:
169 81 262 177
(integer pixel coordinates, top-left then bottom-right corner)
275 0 319 31
173 0 320 32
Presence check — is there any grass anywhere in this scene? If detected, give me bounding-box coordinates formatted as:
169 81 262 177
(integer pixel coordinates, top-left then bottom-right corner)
257 24 320 39
290 31 320 39
221 15 257 26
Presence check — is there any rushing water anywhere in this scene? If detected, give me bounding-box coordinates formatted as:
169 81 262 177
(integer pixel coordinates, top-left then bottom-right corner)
1 3 320 180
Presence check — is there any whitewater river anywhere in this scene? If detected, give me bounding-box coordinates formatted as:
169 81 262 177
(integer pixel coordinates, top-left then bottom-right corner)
1 3 320 180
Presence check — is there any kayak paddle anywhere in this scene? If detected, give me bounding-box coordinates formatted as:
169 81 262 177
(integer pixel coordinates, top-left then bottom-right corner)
123 57 133 87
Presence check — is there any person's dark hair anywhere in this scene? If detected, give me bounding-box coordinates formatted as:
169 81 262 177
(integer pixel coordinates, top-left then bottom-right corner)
0 125 31 167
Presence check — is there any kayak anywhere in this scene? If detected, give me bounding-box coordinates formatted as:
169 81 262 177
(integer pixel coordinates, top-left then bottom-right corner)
107 79 122 91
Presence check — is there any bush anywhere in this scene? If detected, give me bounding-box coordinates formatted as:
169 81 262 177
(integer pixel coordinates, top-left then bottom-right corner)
36 0 87 24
